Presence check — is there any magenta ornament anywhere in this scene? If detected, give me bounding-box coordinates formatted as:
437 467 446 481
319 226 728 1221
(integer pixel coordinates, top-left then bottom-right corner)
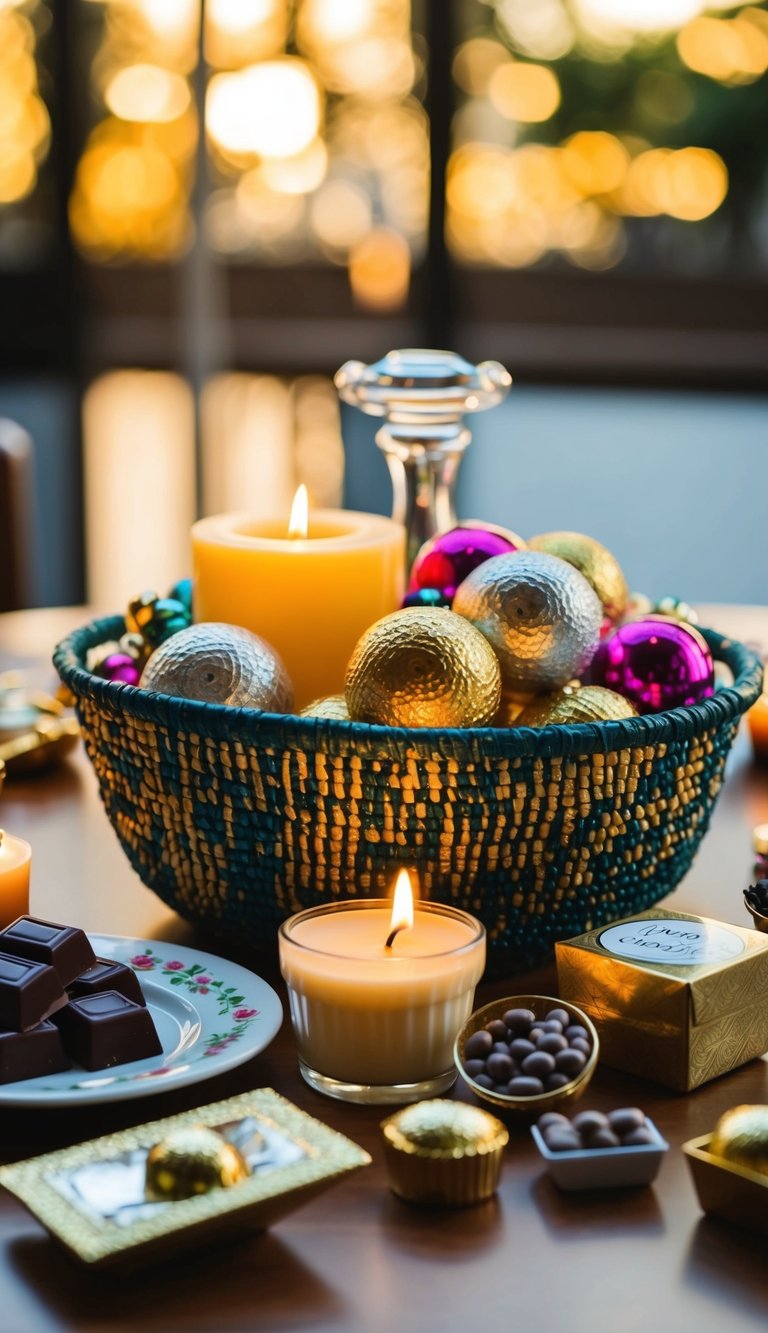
409 524 524 603
100 653 142 686
589 615 714 715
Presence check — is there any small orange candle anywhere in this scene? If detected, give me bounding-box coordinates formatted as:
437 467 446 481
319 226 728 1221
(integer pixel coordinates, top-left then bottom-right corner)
0 830 31 929
192 490 405 709
748 692 768 764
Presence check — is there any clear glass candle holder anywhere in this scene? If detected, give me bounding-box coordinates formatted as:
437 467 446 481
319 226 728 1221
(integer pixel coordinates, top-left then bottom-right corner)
278 899 486 1105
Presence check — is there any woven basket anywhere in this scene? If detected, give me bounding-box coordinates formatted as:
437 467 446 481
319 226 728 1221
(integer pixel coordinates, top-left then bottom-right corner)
54 617 762 974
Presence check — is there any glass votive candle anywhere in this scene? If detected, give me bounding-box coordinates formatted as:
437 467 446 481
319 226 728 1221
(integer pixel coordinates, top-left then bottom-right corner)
278 899 486 1105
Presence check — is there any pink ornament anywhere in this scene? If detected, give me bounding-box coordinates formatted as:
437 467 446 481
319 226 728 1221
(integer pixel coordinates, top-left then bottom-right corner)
589 615 714 715
409 524 524 602
100 652 142 686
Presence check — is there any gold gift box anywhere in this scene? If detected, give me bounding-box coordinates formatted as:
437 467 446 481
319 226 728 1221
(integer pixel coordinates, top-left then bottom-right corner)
555 908 768 1092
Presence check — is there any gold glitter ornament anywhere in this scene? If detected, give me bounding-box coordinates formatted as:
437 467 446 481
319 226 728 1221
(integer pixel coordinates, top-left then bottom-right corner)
495 690 535 726
300 694 350 721
453 551 603 694
345 608 501 728
380 1099 508 1207
710 1105 768 1177
145 1126 251 1200
141 623 293 711
517 685 638 727
528 531 628 623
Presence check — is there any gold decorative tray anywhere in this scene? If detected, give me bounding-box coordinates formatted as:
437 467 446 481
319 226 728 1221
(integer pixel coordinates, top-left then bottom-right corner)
683 1132 768 1236
0 1089 370 1269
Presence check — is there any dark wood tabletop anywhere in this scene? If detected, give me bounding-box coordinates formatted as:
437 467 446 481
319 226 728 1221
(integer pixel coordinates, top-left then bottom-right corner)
0 606 767 1333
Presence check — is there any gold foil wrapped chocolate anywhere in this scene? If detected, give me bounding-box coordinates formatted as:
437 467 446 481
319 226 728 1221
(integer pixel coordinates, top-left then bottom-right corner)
380 1099 508 1207
145 1126 251 1200
346 608 501 728
710 1105 768 1177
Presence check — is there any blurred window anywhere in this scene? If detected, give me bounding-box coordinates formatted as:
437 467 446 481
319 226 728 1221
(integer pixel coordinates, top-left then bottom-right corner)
0 1 766 383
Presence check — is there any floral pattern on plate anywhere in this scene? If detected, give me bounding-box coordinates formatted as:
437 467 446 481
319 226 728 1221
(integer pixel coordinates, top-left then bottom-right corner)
0 934 282 1108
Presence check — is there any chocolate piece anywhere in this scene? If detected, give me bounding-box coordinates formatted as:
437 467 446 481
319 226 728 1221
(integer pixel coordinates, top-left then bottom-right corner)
0 952 67 1031
55 990 161 1070
607 1107 646 1136
462 1005 594 1099
0 916 96 988
68 959 146 1007
0 1020 70 1084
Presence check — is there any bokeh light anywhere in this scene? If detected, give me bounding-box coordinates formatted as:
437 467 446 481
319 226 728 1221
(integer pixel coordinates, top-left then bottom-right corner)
0 8 50 209
488 61 561 122
348 225 411 310
206 61 322 161
104 64 191 123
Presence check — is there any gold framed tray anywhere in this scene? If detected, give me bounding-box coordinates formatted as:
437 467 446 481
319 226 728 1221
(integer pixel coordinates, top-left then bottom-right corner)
0 1089 371 1269
683 1133 768 1236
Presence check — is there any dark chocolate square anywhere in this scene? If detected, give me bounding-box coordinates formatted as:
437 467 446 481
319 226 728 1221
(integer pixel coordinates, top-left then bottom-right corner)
0 1020 70 1084
0 916 97 988
55 990 162 1070
68 959 146 1007
0 952 68 1031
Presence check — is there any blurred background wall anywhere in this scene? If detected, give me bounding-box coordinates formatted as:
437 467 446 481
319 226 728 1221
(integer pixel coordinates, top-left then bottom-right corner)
0 0 766 611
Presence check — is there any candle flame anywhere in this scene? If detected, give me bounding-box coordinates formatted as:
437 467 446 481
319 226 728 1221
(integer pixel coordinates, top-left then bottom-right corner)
386 869 414 948
288 484 309 539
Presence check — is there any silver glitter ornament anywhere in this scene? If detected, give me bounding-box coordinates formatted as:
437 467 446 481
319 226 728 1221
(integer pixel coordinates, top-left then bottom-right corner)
453 551 603 693
141 623 293 711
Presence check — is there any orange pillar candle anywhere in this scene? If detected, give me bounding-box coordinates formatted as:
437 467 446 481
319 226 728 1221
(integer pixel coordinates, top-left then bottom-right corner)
192 494 405 709
0 830 31 929
278 872 486 1103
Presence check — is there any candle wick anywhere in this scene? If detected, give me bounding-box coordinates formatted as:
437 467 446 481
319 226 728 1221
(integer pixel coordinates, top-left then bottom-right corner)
385 924 405 949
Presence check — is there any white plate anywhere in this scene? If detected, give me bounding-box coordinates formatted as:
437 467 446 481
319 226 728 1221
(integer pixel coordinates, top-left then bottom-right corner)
0 935 282 1107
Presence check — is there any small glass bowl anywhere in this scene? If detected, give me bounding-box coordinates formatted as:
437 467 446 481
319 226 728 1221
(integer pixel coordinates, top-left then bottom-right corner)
454 994 599 1117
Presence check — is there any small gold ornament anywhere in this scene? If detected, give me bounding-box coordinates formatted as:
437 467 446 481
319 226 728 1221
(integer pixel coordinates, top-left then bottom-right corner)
145 1126 251 1200
517 685 638 727
528 531 628 624
495 690 536 727
299 695 350 721
381 1099 508 1207
345 608 501 728
453 551 602 694
710 1105 768 1177
141 623 293 711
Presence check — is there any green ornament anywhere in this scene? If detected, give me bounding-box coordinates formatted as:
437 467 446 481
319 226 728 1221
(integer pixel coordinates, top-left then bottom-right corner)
126 591 191 649
169 577 193 616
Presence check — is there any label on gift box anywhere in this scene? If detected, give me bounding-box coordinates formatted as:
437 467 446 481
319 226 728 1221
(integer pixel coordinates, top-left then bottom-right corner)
597 918 746 967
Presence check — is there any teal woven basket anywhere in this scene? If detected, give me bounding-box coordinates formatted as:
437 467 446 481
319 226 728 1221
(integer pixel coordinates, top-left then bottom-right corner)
54 618 762 974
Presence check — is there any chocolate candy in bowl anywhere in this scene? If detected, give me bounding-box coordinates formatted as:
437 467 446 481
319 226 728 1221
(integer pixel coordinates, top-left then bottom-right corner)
531 1107 669 1191
454 995 599 1115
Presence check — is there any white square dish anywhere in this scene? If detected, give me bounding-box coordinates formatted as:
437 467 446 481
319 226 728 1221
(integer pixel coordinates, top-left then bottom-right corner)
530 1119 669 1191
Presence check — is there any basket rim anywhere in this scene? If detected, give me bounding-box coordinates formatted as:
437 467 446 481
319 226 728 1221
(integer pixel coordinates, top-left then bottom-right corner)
53 614 763 761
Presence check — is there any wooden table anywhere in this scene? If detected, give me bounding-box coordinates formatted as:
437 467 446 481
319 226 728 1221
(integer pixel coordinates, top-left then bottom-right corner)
1 606 767 1333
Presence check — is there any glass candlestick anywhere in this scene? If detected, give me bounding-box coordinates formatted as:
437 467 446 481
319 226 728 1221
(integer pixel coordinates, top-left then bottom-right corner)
335 349 511 570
